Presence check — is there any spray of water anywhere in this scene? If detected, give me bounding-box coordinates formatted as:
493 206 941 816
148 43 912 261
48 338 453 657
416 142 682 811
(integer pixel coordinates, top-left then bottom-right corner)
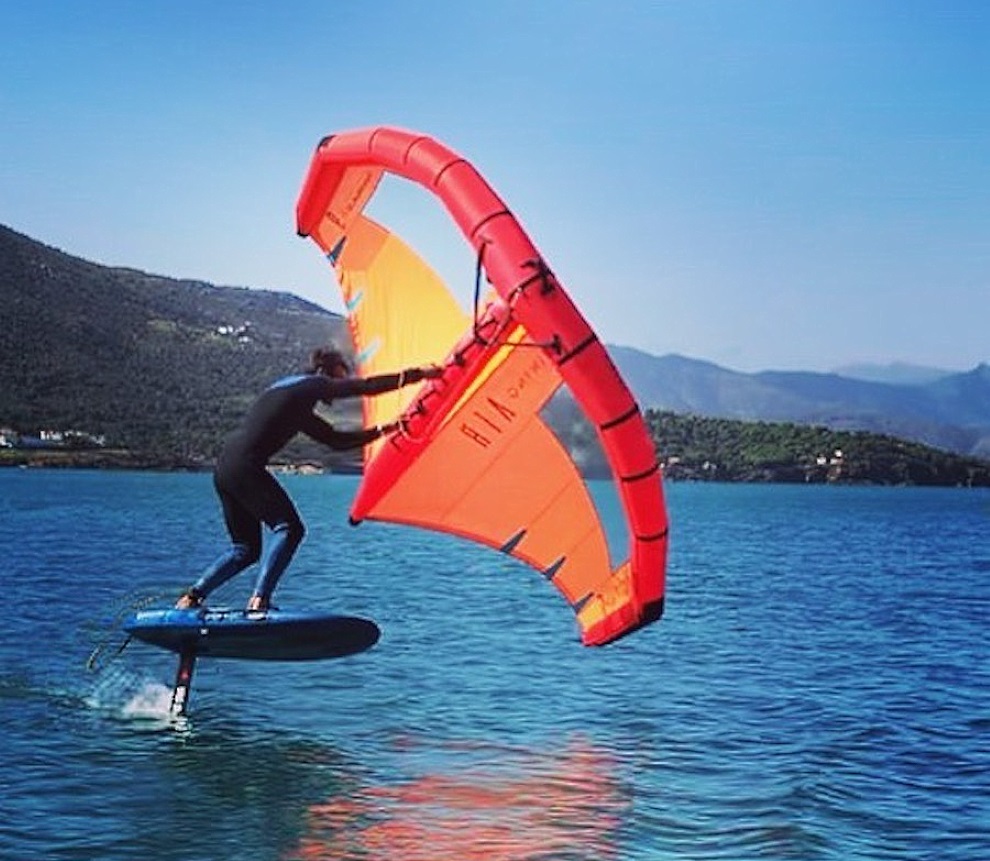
79 589 193 727
88 660 161 712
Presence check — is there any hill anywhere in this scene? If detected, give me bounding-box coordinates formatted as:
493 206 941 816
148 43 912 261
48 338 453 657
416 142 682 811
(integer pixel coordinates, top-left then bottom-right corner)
609 347 990 459
2 222 987 486
0 223 350 466
646 411 990 486
830 361 953 385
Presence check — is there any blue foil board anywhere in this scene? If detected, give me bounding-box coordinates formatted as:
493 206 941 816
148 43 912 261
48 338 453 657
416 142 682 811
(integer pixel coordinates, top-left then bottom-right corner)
123 607 380 661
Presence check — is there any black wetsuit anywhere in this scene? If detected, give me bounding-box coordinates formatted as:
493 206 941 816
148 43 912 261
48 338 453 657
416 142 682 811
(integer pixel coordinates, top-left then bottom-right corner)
216 373 383 535
191 370 405 603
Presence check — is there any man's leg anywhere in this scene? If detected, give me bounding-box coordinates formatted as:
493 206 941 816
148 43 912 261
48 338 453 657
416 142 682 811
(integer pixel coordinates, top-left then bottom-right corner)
248 471 305 610
179 482 261 606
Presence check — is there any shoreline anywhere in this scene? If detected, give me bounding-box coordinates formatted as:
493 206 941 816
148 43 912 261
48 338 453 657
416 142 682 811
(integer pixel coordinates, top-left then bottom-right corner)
0 449 365 475
3 449 987 487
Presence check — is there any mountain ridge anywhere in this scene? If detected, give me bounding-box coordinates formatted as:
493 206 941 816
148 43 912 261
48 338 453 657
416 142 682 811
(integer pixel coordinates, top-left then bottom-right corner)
3 222 988 466
830 361 955 385
1 222 350 465
608 346 990 459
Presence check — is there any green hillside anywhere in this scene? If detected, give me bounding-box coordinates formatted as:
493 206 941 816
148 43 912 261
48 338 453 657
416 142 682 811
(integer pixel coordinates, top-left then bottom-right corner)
646 411 990 486
1 224 350 467
3 223 988 486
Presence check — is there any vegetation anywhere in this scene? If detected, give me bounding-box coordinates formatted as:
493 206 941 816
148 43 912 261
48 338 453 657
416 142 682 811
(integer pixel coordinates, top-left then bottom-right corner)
3 223 988 485
1 224 360 470
645 410 990 486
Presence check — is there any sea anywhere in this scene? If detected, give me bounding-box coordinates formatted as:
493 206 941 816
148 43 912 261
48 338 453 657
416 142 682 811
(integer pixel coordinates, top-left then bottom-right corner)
0 469 987 861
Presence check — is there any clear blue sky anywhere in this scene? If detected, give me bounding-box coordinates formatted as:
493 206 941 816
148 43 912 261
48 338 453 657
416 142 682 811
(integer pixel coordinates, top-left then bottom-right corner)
2 1 987 372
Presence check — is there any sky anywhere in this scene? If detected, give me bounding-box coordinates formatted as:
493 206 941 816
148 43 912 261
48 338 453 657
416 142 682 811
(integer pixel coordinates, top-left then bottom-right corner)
2 1 987 373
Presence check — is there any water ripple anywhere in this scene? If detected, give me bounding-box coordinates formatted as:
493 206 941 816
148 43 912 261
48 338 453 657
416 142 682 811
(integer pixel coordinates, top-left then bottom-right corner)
1 474 988 859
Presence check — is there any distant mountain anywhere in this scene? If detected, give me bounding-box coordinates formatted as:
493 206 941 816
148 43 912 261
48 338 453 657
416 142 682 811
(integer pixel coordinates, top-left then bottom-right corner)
0 223 348 464
610 346 990 459
3 222 988 467
831 361 954 386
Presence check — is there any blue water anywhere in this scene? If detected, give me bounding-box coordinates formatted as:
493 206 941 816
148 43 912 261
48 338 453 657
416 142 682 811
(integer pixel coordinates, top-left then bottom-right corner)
1 470 988 860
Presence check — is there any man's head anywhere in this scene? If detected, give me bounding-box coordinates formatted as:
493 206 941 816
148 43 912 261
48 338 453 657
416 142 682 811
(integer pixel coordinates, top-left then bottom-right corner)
308 346 350 378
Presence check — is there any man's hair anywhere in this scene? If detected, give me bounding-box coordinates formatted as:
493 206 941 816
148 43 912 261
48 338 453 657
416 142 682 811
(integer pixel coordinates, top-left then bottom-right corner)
307 346 350 375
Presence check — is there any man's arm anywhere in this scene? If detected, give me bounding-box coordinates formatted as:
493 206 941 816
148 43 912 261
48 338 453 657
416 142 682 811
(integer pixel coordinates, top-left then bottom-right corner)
300 413 401 451
303 366 439 449
327 365 442 400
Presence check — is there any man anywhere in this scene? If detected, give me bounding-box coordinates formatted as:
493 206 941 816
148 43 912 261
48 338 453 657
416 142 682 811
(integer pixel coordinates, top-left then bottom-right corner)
176 346 440 612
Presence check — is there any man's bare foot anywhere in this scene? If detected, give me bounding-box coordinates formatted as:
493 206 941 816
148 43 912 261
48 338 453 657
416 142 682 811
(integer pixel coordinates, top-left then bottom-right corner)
246 595 269 613
175 590 203 609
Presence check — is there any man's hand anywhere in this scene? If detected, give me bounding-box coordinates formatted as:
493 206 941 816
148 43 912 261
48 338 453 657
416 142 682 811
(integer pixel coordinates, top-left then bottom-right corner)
376 419 407 436
402 365 444 384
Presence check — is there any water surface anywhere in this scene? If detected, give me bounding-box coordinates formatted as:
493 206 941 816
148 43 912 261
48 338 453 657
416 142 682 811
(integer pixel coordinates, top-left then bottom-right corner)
1 471 987 859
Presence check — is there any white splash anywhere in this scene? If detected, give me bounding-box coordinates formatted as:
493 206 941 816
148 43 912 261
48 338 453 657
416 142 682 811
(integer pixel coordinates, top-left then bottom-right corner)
85 662 180 726
120 680 175 719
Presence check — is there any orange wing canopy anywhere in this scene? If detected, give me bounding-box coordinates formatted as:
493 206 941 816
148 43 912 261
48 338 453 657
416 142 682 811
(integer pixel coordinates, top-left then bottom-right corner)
295 127 668 646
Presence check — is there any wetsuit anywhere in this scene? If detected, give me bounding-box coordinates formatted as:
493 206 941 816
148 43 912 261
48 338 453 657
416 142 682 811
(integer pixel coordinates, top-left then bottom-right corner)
189 370 408 605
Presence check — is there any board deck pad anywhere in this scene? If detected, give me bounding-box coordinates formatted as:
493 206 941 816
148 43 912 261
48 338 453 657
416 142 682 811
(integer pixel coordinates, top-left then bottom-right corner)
123 607 380 661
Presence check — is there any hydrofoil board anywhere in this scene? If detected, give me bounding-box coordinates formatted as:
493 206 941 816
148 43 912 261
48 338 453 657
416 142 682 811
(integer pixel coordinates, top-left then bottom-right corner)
123 607 380 661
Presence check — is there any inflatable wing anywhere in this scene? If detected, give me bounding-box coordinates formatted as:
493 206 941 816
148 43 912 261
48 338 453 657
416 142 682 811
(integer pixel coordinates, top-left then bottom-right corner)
296 127 667 646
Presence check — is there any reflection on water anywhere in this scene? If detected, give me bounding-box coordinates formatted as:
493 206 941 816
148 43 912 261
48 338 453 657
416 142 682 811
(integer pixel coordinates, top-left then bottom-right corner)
290 737 626 861
116 721 364 861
